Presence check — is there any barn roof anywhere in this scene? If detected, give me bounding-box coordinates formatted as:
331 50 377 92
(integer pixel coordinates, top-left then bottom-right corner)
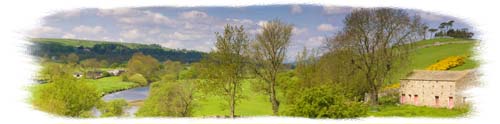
401 70 472 81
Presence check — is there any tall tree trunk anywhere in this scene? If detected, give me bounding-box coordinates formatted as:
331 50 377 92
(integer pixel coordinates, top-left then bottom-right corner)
369 88 379 106
270 76 280 115
230 81 236 118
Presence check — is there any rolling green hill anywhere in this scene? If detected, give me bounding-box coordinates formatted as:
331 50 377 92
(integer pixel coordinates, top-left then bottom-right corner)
29 38 205 63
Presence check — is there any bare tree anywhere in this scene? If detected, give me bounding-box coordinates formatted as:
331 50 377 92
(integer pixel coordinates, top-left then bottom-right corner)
327 8 424 106
249 19 293 115
199 24 249 118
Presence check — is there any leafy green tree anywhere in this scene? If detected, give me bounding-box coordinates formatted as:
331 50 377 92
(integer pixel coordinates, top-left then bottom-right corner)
126 52 161 82
128 73 148 86
161 60 183 81
286 86 368 118
136 80 195 117
326 8 423 106
198 24 249 118
31 64 100 117
98 99 128 117
249 19 293 115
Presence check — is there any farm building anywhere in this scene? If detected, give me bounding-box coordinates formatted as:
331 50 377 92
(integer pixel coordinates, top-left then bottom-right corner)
399 69 478 109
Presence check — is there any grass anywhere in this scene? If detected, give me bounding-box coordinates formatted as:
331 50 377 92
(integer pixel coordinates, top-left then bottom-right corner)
409 41 478 70
368 105 470 117
85 76 139 95
193 79 274 117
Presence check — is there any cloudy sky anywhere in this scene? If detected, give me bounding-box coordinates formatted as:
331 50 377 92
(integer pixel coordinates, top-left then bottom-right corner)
28 5 471 61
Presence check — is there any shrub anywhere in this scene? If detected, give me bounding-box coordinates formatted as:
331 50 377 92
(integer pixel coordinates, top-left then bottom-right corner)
135 81 195 117
31 74 100 117
128 73 148 86
286 87 368 118
426 56 466 70
98 99 128 117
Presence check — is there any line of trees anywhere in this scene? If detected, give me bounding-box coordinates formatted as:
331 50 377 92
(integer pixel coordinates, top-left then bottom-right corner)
427 20 474 39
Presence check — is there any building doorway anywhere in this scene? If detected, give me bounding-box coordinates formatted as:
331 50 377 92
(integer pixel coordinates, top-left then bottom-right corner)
448 97 454 109
435 96 440 107
414 95 419 105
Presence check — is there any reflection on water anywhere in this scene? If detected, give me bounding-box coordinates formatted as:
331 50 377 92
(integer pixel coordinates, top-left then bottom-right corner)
94 86 150 117
103 86 150 102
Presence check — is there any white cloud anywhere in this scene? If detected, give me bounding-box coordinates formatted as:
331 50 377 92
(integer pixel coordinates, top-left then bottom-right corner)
160 40 182 48
72 25 105 34
118 11 173 25
179 10 209 19
291 5 302 14
97 8 137 17
62 33 75 39
323 6 351 15
120 29 142 40
419 12 446 21
305 36 325 48
292 27 308 35
316 24 336 31
28 26 61 37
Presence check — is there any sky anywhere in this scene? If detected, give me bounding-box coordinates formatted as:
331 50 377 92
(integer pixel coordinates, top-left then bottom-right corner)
28 5 471 61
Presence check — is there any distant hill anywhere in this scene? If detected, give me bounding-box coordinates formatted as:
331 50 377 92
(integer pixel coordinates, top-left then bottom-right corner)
29 38 206 63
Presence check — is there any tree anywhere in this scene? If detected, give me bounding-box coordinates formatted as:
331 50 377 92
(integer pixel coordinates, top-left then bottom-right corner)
286 86 368 118
249 19 293 115
161 60 183 81
198 24 249 118
126 52 161 82
328 8 423 106
422 25 429 40
98 99 128 117
81 58 100 70
428 28 438 38
31 63 100 117
136 80 195 117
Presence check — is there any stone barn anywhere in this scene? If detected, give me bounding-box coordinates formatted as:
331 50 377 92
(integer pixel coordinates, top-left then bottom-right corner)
399 70 478 109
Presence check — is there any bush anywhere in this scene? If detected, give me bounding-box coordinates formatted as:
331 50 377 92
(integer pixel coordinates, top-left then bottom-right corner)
286 87 368 118
98 99 128 117
128 73 148 86
426 56 466 70
135 81 195 117
31 74 100 117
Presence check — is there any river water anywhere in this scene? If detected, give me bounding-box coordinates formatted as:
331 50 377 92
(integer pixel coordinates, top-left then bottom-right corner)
93 86 150 117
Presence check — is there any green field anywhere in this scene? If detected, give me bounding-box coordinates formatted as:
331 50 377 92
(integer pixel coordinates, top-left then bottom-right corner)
193 79 275 117
367 105 470 117
409 38 478 70
85 77 139 95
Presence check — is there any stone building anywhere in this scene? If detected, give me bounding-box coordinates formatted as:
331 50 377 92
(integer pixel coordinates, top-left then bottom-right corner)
399 69 478 109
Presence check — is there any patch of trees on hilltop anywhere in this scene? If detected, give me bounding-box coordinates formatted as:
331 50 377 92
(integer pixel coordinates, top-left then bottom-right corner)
29 39 205 64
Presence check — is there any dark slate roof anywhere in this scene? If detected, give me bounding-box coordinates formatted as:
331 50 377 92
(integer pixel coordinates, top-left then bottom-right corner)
401 70 472 81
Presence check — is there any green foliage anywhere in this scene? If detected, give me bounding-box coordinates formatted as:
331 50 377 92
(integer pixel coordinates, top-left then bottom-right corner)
368 105 470 117
127 53 161 82
98 99 128 117
31 68 100 117
136 80 195 117
29 38 204 64
128 73 148 86
286 87 368 118
378 93 400 106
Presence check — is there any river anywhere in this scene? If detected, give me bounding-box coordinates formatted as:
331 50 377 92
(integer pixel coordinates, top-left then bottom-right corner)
93 86 150 117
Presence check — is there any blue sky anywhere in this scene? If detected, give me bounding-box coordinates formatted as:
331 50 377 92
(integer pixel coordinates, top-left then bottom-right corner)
29 5 471 61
